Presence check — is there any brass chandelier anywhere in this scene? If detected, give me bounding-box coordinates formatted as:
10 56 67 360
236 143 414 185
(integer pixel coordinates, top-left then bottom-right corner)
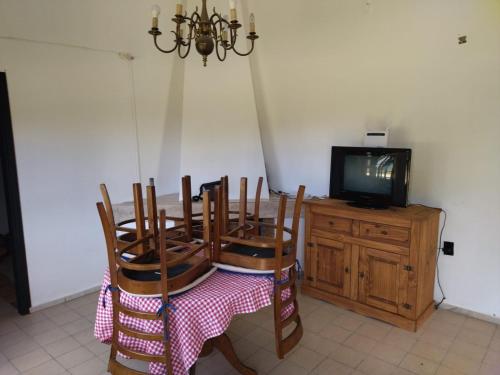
148 0 259 67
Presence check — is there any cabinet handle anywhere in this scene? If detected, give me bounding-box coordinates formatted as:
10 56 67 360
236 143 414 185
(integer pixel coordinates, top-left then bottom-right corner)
381 230 388 235
329 221 335 226
359 272 365 278
345 267 349 274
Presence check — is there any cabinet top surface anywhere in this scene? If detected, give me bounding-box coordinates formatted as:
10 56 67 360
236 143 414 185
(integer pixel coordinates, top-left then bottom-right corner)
304 199 441 221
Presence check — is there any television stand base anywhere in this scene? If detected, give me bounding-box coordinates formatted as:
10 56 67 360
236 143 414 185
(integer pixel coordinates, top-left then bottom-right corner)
347 201 389 210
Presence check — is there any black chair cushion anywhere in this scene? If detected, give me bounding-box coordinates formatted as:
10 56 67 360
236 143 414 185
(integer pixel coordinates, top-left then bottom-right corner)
122 263 192 281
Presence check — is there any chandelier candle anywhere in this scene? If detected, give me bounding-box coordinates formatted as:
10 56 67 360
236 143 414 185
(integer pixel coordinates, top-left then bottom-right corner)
229 0 237 21
249 13 255 33
151 5 160 29
148 0 259 67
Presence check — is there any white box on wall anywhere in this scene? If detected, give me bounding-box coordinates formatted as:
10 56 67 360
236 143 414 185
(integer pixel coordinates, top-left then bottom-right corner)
363 129 389 147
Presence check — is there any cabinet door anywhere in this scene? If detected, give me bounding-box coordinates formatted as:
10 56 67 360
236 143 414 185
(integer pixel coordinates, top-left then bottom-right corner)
311 236 351 298
358 247 409 315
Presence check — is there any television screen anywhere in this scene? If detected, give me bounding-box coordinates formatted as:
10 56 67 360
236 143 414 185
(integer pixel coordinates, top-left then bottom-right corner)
343 154 395 195
330 147 411 208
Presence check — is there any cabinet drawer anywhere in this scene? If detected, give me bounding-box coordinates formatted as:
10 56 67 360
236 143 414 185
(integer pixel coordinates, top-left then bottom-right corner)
360 222 410 246
312 214 352 234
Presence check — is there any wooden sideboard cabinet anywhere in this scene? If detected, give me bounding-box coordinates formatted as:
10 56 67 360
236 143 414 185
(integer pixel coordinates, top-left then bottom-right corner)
301 199 441 331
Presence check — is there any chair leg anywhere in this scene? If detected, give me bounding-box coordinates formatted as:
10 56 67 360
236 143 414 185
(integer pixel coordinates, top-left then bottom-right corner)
274 268 303 359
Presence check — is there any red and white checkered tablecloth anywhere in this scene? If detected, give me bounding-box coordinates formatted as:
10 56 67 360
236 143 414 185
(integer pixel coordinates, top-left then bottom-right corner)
94 268 293 375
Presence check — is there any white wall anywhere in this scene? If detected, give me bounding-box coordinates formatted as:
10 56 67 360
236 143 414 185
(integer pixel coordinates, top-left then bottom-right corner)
249 0 500 317
0 0 183 307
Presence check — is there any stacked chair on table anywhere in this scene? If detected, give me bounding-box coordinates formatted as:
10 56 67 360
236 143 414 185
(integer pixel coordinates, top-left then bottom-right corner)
100 178 198 253
97 182 215 375
212 177 306 359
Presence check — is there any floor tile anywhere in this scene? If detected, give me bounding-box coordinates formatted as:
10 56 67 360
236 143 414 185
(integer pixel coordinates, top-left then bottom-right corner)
0 361 19 374
344 333 377 354
319 322 353 343
47 310 83 326
22 359 67 375
410 341 447 363
301 331 340 356
233 337 261 361
269 360 309 375
370 342 406 365
0 330 29 351
56 347 95 369
483 349 500 366
441 352 481 375
1 337 41 360
479 362 500 375
356 322 391 341
313 358 353 375
329 345 367 368
10 348 51 372
462 318 497 335
448 338 487 362
19 319 56 337
435 366 464 375
33 327 69 346
303 310 333 333
358 356 398 375
61 318 93 335
0 320 18 336
45 336 83 357
244 348 281 374
489 337 500 352
419 330 454 350
68 357 107 375
456 327 493 348
383 330 418 352
333 315 364 332
400 353 439 375
287 346 325 371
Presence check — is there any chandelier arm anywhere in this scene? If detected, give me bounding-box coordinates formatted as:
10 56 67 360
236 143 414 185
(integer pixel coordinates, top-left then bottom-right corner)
228 27 240 50
178 36 193 58
215 40 227 61
232 39 255 57
153 33 179 54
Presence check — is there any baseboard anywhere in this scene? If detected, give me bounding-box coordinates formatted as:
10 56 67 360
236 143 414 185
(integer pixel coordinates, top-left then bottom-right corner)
30 284 101 313
437 302 500 325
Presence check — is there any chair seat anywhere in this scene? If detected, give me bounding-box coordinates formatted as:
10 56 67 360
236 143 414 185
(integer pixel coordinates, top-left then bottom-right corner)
118 254 212 297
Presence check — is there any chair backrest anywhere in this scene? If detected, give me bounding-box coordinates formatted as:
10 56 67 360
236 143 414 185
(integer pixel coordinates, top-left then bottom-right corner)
97 202 174 375
213 184 305 272
220 176 263 235
100 182 155 255
98 183 212 297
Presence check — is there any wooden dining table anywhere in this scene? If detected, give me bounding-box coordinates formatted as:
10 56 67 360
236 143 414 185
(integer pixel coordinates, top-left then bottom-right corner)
94 268 293 375
112 192 298 224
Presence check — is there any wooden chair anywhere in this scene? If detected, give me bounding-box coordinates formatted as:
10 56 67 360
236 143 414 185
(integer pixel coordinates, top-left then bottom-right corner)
213 185 306 358
98 185 213 297
100 180 195 255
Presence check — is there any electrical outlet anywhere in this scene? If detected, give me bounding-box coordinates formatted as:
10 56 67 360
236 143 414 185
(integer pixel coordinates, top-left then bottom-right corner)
443 241 454 256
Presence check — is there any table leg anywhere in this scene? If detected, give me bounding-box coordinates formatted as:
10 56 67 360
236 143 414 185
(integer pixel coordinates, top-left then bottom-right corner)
212 333 257 375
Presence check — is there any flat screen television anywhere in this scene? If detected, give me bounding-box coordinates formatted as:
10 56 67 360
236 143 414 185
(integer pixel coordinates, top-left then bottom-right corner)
330 146 411 208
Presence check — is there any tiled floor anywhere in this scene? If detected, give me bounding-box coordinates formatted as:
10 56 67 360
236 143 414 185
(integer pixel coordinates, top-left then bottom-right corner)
0 290 499 375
